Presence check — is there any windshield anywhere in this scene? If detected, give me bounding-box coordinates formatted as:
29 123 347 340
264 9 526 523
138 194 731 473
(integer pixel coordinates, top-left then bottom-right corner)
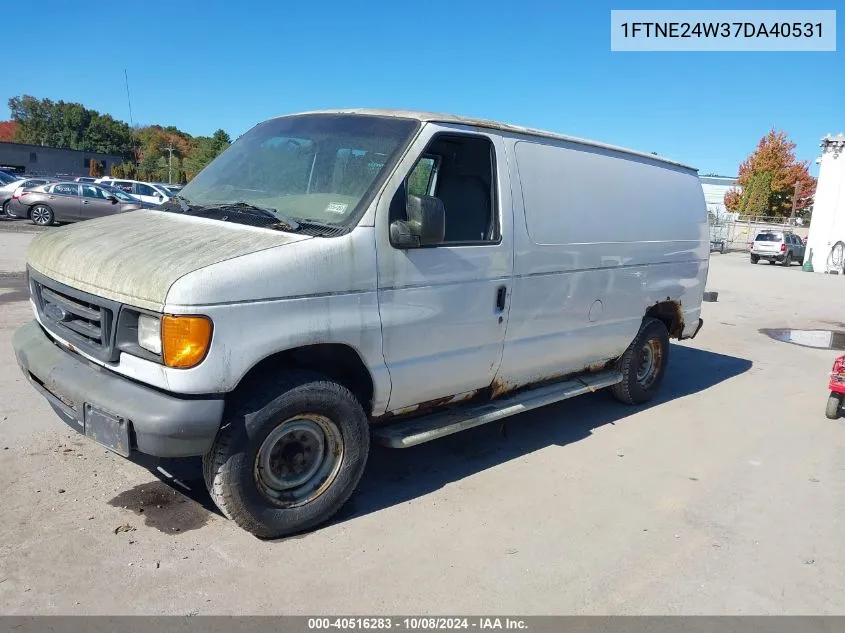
0 171 19 185
101 185 137 202
755 233 782 242
177 114 419 226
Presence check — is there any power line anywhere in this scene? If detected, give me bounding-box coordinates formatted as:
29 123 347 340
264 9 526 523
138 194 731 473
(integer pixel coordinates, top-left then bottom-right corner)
124 69 135 129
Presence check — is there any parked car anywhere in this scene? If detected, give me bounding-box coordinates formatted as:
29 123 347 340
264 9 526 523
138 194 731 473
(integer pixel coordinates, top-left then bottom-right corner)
94 178 172 205
1 177 55 216
155 182 184 195
0 169 21 186
749 230 806 265
12 109 708 538
6 181 150 225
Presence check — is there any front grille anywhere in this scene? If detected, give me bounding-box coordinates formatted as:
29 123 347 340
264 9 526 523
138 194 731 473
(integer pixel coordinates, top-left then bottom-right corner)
30 270 120 362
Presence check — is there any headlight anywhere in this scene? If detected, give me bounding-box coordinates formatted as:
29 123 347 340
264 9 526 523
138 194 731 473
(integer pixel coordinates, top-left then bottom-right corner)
137 314 162 354
161 314 213 369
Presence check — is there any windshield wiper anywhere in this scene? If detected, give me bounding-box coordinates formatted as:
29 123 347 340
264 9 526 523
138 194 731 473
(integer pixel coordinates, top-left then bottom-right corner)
188 201 301 231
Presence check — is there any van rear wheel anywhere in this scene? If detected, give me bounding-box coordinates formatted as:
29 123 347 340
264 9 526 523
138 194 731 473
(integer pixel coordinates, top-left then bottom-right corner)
612 317 670 405
203 371 369 538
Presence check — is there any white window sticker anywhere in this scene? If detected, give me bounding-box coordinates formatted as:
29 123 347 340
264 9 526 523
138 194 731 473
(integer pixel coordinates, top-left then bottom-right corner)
325 202 348 214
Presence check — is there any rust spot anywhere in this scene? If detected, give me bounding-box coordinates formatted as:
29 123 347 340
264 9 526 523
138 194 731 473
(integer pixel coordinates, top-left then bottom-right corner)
490 378 509 400
373 390 479 422
646 300 685 339
489 361 614 402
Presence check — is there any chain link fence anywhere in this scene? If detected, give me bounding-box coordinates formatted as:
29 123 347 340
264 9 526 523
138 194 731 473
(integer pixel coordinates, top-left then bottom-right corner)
709 210 808 254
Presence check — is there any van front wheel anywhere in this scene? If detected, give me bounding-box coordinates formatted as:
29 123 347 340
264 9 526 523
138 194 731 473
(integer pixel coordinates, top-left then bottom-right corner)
203 372 369 538
612 317 670 405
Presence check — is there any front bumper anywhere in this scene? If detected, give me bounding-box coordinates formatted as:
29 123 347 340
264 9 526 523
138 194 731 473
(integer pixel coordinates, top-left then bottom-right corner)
13 320 224 457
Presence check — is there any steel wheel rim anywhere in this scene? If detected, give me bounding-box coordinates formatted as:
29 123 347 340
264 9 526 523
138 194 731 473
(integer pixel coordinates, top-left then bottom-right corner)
636 339 663 388
32 207 50 224
254 414 344 508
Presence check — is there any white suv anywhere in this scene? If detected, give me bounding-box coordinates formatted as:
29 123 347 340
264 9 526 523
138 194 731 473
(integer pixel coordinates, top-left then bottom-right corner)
94 179 172 205
750 231 806 266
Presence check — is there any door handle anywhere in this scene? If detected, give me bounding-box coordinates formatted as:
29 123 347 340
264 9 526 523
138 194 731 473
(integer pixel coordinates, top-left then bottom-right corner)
495 285 507 312
83 200 89 205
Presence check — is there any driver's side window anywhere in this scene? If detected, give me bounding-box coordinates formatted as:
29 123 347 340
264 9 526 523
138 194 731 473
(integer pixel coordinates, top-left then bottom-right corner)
398 134 498 245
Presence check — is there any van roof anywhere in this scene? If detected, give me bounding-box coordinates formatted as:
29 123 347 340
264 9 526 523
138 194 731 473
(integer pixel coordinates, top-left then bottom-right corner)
282 108 698 172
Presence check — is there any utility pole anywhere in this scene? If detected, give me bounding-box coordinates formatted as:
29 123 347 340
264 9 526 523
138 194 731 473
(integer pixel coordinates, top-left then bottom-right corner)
789 181 800 225
161 144 175 184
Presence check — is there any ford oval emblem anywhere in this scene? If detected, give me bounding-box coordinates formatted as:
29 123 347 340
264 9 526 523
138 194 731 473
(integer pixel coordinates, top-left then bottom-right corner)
44 301 68 322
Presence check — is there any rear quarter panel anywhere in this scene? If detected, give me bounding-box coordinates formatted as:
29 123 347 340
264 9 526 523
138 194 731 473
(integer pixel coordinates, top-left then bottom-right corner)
494 135 708 390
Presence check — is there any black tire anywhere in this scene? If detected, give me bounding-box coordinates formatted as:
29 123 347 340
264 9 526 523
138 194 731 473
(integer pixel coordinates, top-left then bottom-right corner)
30 204 53 226
1 199 10 217
203 371 369 538
612 317 670 405
768 259 775 265
825 393 842 420
782 252 792 267
750 255 759 264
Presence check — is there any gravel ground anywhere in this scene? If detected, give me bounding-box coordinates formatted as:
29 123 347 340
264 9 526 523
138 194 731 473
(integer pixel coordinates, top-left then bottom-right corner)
1 233 844 615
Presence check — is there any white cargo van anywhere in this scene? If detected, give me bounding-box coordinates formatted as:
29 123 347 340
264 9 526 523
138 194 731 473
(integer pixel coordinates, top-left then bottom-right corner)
13 110 708 537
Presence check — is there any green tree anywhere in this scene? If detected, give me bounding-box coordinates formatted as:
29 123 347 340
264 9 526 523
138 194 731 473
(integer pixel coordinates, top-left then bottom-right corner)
741 172 772 217
111 161 137 179
184 129 231 179
8 95 134 157
9 95 55 145
137 154 160 181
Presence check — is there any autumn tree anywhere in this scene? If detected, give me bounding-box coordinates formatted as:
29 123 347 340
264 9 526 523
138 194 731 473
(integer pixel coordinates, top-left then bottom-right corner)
0 121 17 142
89 159 104 178
724 129 816 217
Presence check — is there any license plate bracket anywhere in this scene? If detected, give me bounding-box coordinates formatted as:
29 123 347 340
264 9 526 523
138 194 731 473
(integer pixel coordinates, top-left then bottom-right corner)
83 404 130 457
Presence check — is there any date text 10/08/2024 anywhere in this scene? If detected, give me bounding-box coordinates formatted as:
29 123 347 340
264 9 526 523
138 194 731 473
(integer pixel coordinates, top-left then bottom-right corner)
308 618 528 630
619 22 823 39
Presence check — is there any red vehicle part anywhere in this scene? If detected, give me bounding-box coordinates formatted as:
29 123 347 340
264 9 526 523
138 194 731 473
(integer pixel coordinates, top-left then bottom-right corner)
826 355 845 419
829 355 845 394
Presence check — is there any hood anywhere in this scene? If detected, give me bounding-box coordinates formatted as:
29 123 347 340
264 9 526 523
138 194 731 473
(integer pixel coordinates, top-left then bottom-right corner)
27 210 310 311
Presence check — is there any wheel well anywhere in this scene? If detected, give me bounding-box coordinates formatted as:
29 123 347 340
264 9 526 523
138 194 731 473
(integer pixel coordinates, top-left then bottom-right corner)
233 343 375 414
645 300 684 339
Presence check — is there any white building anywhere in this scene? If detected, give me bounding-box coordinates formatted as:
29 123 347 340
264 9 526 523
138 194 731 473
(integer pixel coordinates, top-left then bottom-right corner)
700 175 738 218
804 134 845 273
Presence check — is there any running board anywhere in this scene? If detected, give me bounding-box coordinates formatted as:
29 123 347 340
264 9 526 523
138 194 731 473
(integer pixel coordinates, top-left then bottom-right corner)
374 370 623 448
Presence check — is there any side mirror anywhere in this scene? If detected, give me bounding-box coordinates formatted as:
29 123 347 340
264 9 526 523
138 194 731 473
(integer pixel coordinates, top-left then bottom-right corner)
156 193 163 200
390 194 445 248
107 195 118 204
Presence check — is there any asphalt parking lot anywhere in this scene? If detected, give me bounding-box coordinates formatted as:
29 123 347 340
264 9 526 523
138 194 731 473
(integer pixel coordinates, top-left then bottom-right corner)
1 223 844 615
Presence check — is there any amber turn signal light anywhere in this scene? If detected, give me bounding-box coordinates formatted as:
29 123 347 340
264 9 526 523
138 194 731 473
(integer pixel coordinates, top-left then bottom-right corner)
161 315 213 369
